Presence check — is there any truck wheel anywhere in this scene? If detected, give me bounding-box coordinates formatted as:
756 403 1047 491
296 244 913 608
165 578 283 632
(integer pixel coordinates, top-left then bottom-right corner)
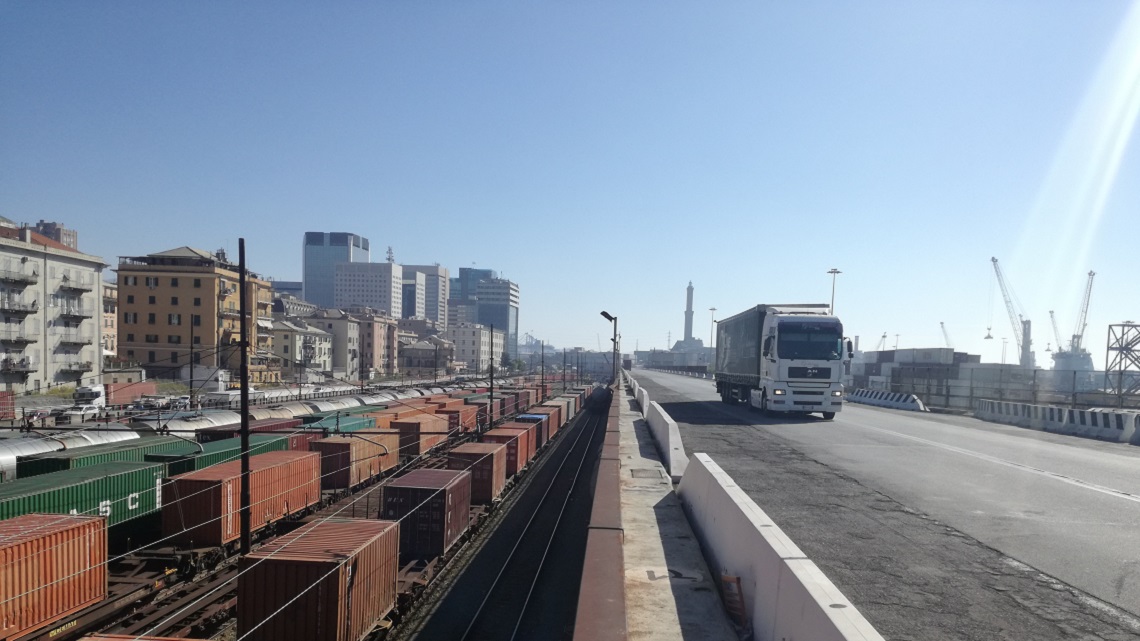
761 393 773 417
822 412 836 420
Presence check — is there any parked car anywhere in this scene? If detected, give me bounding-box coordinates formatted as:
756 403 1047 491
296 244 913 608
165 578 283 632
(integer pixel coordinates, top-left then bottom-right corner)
62 404 100 422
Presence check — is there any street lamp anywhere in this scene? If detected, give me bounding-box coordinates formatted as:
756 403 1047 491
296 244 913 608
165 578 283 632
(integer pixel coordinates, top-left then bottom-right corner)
600 311 617 382
827 268 842 315
708 307 716 364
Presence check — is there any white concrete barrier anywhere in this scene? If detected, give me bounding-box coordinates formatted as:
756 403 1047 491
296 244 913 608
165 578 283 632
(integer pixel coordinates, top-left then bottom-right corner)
847 389 928 412
636 387 650 412
678 454 885 641
974 399 1140 444
645 400 689 482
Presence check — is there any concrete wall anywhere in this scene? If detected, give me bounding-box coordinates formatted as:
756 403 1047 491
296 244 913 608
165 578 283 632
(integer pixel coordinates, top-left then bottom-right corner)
974 399 1140 444
678 454 885 641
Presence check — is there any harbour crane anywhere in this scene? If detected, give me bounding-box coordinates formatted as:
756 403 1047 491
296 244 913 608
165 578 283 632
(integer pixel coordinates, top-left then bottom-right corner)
875 332 888 351
1070 271 1095 352
940 322 952 349
991 257 1032 367
1049 311 1064 352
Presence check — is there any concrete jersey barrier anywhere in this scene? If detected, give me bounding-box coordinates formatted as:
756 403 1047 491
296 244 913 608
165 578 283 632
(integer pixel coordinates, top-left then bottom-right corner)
974 399 1140 444
678 454 885 641
627 376 688 482
847 389 928 412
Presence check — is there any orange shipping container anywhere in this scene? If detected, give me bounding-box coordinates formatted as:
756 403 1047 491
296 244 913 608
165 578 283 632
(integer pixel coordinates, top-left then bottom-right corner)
311 433 398 490
448 443 507 504
390 414 449 456
238 519 399 641
499 422 537 462
483 428 529 476
436 406 478 433
1 514 106 641
162 451 320 547
362 406 431 430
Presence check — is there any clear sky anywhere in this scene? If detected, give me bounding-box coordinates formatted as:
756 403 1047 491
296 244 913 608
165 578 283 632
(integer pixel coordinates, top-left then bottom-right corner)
2 1 1138 364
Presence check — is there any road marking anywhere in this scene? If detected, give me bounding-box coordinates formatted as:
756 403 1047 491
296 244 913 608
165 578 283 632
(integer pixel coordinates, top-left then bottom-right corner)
849 420 1140 505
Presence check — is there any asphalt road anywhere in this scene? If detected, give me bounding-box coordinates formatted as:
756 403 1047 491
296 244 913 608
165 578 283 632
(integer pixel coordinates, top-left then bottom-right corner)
634 368 1140 641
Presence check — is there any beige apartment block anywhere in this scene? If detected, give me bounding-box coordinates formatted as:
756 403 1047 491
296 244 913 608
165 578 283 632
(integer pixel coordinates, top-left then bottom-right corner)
116 247 280 386
0 223 105 394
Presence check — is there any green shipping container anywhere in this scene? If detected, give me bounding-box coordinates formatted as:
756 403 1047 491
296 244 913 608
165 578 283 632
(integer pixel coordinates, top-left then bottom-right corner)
300 416 377 434
301 405 387 425
17 436 191 478
145 434 290 476
0 461 165 526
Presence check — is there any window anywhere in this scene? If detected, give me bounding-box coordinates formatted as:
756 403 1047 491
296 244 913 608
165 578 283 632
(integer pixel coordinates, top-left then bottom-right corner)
193 336 201 344
127 295 135 304
171 297 179 305
122 312 137 324
145 276 158 287
148 351 156 363
126 333 134 342
148 296 156 305
171 278 179 287
284 345 290 354
127 349 135 358
171 352 179 363
147 313 156 324
193 278 202 288
168 335 182 344
192 314 201 326
193 297 201 306
122 275 138 286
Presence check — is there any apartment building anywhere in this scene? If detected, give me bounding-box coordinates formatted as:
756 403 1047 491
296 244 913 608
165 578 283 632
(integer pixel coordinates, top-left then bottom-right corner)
398 336 455 379
310 309 361 381
102 281 117 361
116 246 280 385
269 318 332 383
347 308 399 378
0 223 105 394
443 322 504 375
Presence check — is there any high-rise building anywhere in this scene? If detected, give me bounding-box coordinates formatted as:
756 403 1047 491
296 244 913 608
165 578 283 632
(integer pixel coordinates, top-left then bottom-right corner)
475 278 519 360
32 220 78 251
116 246 279 385
451 267 496 303
333 262 402 317
402 272 426 319
302 232 370 308
404 265 450 327
0 223 104 394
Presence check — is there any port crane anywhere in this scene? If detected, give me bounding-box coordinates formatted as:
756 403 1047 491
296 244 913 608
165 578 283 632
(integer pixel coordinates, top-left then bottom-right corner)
1051 271 1095 371
991 257 1033 367
940 322 952 349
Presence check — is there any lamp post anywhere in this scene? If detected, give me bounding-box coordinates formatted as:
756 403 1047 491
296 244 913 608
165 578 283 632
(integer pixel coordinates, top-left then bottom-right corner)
601 311 617 382
708 307 716 364
827 268 842 315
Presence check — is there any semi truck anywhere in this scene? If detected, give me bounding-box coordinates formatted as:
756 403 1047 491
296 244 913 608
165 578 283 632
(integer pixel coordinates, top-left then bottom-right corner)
73 381 158 408
714 304 853 420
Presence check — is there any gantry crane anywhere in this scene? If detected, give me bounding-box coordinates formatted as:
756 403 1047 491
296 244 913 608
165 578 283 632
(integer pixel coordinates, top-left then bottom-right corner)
940 322 952 349
875 332 888 351
991 257 1032 367
1049 311 1064 352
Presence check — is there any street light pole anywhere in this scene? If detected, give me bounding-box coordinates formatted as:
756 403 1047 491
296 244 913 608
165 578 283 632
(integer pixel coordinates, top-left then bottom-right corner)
708 307 716 364
828 268 842 315
601 311 617 383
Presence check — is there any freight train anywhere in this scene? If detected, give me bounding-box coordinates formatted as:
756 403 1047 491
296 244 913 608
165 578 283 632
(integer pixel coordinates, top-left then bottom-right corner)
0 380 596 641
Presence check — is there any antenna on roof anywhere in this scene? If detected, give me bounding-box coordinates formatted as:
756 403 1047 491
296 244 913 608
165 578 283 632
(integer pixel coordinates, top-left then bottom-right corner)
387 246 395 263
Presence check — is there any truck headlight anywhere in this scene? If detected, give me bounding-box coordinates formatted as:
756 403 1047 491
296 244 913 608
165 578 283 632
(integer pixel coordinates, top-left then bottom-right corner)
832 390 842 397
773 389 786 396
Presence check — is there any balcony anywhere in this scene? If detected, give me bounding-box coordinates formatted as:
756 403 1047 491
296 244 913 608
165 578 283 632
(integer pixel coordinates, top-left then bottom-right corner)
59 306 94 319
1 358 38 373
0 269 38 286
58 274 95 292
59 360 94 373
0 328 39 345
58 331 93 346
0 299 37 314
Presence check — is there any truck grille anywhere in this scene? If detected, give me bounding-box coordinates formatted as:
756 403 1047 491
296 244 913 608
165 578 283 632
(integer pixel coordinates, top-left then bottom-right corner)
788 367 832 379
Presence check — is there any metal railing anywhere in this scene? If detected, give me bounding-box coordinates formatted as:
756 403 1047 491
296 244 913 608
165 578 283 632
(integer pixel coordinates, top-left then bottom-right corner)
0 327 39 343
0 299 37 314
58 273 95 291
1 358 38 373
0 269 38 285
58 360 94 373
58 331 93 345
59 306 93 318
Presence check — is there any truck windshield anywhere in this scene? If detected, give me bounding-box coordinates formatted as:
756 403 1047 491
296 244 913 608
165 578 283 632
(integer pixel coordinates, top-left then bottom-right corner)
777 322 843 360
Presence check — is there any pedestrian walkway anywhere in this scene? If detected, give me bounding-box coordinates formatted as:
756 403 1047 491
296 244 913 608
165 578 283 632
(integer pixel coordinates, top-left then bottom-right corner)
618 387 737 640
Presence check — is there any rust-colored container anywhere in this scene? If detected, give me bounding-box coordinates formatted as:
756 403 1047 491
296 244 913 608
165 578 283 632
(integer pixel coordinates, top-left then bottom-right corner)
196 418 303 443
362 406 430 430
530 406 563 436
429 398 465 410
238 519 399 641
447 443 507 504
264 429 325 451
311 432 398 490
543 401 567 428
436 406 478 433
499 422 537 462
162 451 320 548
382 469 471 561
390 415 449 456
483 428 527 476
1 514 106 641
466 399 498 424
429 408 460 432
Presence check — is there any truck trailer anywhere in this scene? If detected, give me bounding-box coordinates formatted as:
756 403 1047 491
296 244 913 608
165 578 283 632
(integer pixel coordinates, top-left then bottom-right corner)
715 304 852 419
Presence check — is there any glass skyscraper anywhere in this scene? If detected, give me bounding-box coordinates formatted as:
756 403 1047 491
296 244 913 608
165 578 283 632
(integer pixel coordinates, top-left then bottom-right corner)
302 232 370 308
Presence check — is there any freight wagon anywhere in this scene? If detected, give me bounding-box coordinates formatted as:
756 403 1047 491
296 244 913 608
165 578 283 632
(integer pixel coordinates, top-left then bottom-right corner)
144 434 293 476
0 514 106 641
382 469 471 562
238 519 400 641
0 461 164 527
161 451 321 548
311 432 399 491
16 436 191 478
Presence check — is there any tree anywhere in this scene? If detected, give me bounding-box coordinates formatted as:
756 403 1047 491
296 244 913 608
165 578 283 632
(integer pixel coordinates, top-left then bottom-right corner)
512 359 526 371
500 351 512 369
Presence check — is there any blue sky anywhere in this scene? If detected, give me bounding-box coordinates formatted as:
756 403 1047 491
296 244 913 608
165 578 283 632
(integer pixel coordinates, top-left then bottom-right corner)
2 1 1138 364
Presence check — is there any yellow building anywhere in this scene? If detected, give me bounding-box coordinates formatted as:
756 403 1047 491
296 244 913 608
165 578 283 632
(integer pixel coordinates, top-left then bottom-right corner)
116 247 280 386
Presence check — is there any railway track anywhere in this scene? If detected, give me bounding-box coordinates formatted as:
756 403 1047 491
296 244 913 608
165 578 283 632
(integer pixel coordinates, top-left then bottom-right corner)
398 406 607 641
